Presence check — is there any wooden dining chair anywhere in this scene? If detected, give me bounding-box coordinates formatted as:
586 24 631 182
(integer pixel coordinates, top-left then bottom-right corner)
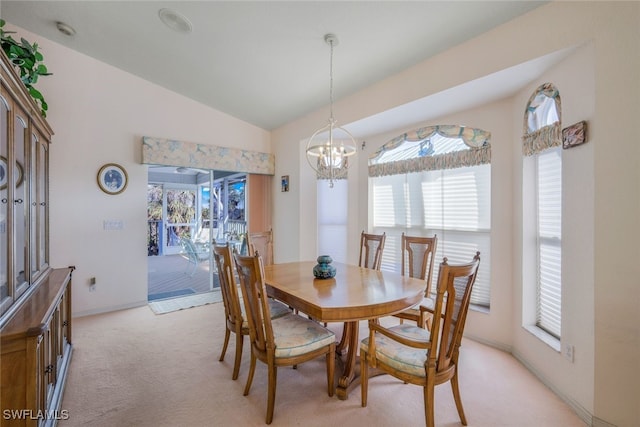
360 252 481 427
247 229 274 265
213 244 290 380
358 231 386 270
233 251 336 425
393 233 438 329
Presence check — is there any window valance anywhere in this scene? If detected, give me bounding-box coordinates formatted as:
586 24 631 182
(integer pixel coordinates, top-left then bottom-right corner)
141 136 275 175
368 125 491 177
522 83 562 156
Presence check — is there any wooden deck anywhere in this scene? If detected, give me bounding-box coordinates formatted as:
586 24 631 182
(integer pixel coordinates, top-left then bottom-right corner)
147 254 219 300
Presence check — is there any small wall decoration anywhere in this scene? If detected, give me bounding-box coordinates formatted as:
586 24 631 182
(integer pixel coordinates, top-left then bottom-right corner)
97 163 128 195
562 121 588 149
281 175 289 192
0 156 24 191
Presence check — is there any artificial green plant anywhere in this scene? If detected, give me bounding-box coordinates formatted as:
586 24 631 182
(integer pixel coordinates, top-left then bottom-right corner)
0 19 51 117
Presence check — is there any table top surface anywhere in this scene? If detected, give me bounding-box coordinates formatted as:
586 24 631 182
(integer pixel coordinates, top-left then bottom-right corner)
264 261 426 322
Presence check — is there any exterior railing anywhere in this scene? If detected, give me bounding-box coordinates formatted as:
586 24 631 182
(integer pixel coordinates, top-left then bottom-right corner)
148 219 247 256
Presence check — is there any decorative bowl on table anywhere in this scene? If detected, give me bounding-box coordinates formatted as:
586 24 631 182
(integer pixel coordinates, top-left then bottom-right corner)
313 255 336 279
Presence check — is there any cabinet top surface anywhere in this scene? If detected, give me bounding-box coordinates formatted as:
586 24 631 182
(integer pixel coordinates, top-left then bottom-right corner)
0 268 72 340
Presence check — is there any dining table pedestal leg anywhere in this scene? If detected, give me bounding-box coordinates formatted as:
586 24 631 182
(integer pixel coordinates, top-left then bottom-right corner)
336 320 359 400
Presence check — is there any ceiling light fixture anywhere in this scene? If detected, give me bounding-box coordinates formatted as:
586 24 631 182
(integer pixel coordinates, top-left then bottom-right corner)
306 34 357 188
175 167 190 174
56 22 76 37
158 8 193 34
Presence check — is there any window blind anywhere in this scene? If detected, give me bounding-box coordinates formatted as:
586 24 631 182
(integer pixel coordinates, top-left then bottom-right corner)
536 148 562 338
317 179 348 263
372 164 491 307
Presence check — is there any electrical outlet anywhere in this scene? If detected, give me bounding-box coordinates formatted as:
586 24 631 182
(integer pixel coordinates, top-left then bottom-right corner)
563 343 574 362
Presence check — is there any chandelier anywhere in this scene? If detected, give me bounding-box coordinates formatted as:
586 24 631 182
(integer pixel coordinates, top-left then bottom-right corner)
306 34 357 188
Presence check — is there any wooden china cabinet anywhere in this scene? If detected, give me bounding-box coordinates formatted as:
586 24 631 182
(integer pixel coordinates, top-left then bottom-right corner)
0 50 74 426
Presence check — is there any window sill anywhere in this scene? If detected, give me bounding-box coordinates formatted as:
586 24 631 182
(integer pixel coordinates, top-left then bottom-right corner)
523 324 561 352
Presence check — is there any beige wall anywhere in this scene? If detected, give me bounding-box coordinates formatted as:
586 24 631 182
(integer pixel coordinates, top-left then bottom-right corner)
272 3 639 426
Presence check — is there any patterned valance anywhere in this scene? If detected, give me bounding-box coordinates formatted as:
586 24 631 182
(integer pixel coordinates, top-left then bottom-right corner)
368 125 491 177
141 136 275 175
522 121 562 156
522 83 562 156
369 145 491 177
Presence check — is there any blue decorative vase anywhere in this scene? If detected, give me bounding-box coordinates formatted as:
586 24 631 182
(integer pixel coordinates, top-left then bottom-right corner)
313 255 336 279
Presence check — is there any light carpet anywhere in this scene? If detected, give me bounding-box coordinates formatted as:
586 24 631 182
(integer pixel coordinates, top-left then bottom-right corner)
59 302 587 427
148 290 222 314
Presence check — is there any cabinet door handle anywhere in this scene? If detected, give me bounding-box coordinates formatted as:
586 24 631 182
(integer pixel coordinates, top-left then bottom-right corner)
44 364 54 374
14 199 23 204
1 198 6 204
40 202 46 206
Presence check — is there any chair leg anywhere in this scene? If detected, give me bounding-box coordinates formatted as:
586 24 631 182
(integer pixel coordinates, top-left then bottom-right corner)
360 350 369 407
326 345 335 397
266 364 278 424
231 333 244 381
243 353 256 396
451 369 468 425
423 383 435 427
219 328 230 362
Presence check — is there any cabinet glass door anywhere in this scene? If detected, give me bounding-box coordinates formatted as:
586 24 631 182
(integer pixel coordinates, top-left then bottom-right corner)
14 112 28 298
0 97 8 310
30 131 48 279
39 138 49 270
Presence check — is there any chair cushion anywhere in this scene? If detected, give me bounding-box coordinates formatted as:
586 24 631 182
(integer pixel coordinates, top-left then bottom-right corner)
268 299 292 319
271 314 335 358
238 298 291 323
360 324 431 377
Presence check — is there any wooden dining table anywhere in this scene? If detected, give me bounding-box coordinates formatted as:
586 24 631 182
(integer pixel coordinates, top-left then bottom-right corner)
263 261 426 400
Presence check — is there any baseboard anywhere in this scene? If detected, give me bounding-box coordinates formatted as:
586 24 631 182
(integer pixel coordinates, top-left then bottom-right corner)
72 300 148 318
592 417 617 427
465 333 513 353
511 349 593 426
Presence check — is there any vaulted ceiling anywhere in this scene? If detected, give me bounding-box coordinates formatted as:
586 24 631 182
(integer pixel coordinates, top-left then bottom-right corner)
2 1 548 132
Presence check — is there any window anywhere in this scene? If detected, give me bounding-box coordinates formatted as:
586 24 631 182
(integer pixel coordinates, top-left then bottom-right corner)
523 83 562 339
536 148 562 337
317 179 348 263
369 125 491 308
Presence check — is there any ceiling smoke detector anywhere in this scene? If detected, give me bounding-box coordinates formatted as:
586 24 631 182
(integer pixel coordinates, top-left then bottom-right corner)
158 8 193 34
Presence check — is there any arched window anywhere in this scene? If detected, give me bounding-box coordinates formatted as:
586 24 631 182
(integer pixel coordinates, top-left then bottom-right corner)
523 83 562 340
368 125 491 309
369 125 491 175
523 82 562 155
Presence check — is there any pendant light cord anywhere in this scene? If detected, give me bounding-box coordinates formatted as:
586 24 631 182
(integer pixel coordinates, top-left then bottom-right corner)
329 38 335 122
